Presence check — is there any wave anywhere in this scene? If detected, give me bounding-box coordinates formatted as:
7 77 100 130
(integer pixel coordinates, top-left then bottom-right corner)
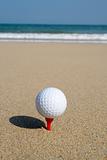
0 33 107 43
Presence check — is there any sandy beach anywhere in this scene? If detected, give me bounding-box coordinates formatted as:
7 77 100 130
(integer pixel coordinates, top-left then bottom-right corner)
0 42 107 160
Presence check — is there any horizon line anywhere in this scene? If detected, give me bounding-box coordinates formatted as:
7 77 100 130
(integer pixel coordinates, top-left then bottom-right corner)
0 23 107 26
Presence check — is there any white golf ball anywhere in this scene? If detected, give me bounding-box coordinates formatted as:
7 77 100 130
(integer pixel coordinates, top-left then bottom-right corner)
35 87 67 118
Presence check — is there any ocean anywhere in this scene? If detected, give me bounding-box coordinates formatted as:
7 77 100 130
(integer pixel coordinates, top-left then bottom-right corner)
0 24 107 43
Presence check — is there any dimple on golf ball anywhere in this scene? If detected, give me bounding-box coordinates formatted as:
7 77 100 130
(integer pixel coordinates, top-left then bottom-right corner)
35 87 67 118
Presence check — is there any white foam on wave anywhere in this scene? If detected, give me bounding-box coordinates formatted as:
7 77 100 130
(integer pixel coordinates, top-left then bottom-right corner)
0 33 107 43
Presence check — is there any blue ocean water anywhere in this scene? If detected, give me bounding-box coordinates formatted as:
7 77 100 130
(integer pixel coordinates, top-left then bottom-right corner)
0 24 107 43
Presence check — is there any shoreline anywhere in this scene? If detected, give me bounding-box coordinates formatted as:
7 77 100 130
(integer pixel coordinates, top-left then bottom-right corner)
0 40 107 44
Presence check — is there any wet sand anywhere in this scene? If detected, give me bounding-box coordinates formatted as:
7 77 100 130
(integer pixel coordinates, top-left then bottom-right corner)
0 42 107 160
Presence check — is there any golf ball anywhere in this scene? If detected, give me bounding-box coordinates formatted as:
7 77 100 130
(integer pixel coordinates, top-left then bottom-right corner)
35 87 67 118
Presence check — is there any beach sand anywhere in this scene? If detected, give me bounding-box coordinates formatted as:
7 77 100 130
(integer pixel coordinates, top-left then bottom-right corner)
0 42 107 160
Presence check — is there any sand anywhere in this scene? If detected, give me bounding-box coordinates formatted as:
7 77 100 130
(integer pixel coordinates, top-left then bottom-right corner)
0 42 107 160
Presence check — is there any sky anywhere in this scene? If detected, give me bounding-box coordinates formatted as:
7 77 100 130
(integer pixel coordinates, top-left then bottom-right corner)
0 0 107 24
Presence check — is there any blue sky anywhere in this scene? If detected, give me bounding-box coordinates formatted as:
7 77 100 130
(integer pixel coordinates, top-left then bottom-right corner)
0 0 107 24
